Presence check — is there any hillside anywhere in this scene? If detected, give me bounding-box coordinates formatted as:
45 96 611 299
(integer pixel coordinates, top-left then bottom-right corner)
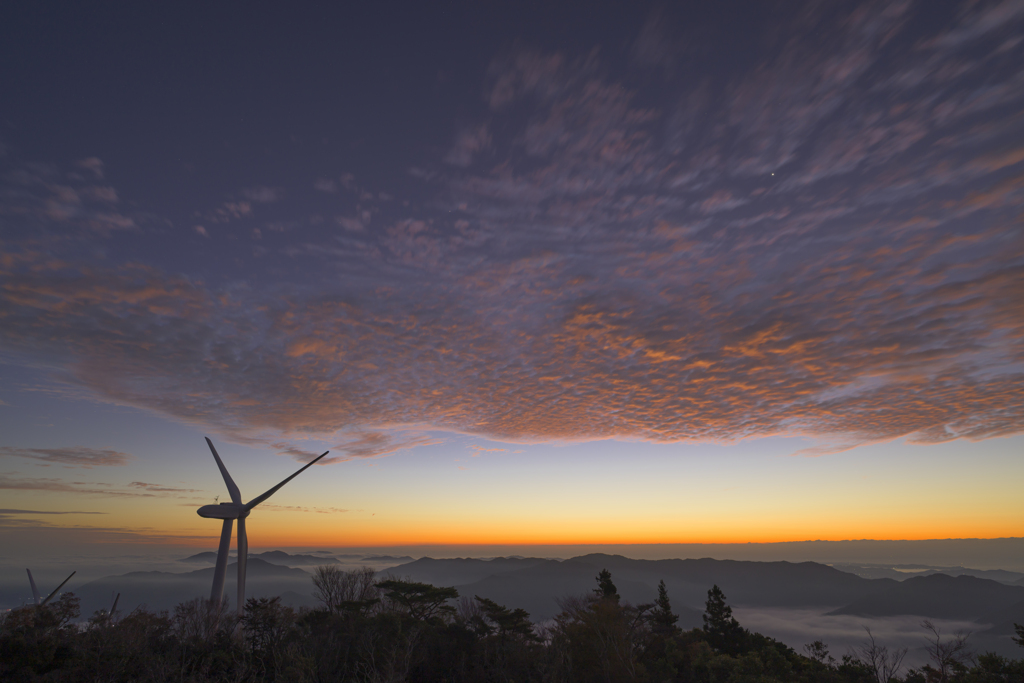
73 558 316 616
180 550 340 566
828 573 1024 620
380 556 548 585
565 554 896 607
386 554 897 621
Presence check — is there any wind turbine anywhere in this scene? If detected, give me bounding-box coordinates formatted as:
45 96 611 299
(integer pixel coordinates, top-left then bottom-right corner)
26 568 76 606
197 437 329 616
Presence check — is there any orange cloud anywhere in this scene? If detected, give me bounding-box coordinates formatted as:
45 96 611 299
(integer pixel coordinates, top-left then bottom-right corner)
2 236 1020 453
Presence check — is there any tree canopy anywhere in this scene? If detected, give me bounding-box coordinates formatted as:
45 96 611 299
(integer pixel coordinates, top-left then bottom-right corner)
3 567 1023 682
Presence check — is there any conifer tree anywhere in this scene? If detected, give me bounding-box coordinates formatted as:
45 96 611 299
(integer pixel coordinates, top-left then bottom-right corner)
703 584 746 654
594 569 619 602
375 579 459 621
651 579 679 636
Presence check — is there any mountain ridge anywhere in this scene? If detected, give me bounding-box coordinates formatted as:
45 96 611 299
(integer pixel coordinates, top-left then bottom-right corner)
828 573 1024 620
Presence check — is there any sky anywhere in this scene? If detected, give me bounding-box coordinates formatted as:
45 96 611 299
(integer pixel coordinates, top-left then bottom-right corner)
0 1 1022 558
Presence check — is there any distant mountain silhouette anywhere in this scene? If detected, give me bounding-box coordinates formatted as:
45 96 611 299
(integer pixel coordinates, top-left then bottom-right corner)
75 558 315 616
831 563 1024 584
252 551 340 566
71 553 1024 630
455 559 702 624
926 567 1024 584
387 553 898 622
180 550 339 566
181 551 232 563
382 557 548 585
363 555 415 563
563 553 896 608
828 573 1024 620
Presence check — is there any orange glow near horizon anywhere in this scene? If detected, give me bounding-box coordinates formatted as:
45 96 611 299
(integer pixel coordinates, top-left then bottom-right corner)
3 428 1021 554
85 512 1024 549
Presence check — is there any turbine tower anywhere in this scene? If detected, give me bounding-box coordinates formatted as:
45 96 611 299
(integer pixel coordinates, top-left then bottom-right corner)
197 437 328 615
26 568 76 606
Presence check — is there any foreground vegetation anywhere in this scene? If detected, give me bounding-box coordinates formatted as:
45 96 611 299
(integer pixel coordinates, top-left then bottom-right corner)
3 566 1023 682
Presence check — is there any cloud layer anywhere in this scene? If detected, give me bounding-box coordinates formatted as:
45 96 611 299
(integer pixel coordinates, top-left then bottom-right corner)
0 446 132 467
0 475 205 500
1 1 1022 456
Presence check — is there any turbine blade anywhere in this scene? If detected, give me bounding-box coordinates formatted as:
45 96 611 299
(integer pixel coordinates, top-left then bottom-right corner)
206 437 242 504
26 569 40 605
237 517 248 617
211 518 233 603
244 451 329 511
110 592 120 615
41 571 76 606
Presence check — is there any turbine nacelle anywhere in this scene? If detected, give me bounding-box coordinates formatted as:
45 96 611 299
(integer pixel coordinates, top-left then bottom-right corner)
197 503 248 520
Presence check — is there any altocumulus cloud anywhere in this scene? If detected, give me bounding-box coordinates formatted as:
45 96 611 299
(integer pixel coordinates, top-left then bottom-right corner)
0 475 156 497
0 475 202 499
0 446 132 467
0 0 1022 454
128 482 203 494
0 509 105 516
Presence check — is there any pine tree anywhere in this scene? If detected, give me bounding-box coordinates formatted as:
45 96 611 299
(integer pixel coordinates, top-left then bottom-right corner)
702 584 746 654
374 580 459 621
594 569 619 602
474 596 539 642
651 580 679 636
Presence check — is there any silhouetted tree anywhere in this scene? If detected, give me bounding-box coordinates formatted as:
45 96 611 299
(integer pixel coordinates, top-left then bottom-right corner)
242 596 294 677
172 597 241 681
594 568 619 602
650 579 679 637
74 606 176 682
313 565 379 615
0 594 80 680
804 640 834 666
550 570 654 683
172 597 230 642
471 596 542 680
961 651 1024 681
918 619 973 683
703 584 746 654
854 627 908 683
5 567 1024 683
473 596 538 643
375 579 459 622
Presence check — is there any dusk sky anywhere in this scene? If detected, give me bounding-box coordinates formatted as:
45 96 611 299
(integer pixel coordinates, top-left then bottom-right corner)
1 1 1022 554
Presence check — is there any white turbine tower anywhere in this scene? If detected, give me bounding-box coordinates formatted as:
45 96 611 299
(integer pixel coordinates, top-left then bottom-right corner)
197 437 328 615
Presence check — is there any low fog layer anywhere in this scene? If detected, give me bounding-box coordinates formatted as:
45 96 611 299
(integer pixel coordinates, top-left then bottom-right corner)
732 608 1014 669
0 551 412 611
6 537 1022 571
5 539 1024 610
